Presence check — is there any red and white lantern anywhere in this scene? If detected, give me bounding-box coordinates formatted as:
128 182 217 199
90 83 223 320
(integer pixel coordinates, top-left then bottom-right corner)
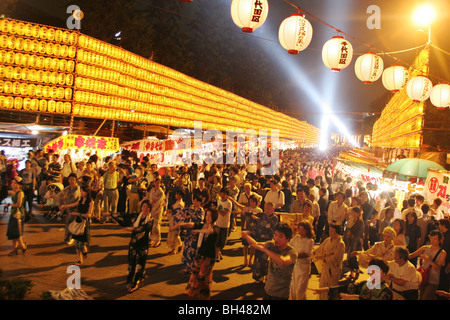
354 52 384 84
406 76 433 102
231 0 269 33
430 83 450 108
322 36 353 71
278 13 313 54
382 65 409 92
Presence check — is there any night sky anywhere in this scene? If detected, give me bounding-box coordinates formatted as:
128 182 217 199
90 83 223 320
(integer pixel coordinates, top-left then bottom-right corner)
6 0 450 137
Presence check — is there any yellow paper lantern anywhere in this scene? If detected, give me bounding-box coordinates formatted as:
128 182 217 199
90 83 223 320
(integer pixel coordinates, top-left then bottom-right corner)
14 96 23 109
30 98 38 111
56 101 64 113
23 97 31 110
5 96 13 108
63 102 71 113
47 100 56 112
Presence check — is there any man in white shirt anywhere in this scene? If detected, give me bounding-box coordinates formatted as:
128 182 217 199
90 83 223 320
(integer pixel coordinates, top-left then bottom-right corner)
307 178 319 203
326 192 348 227
308 193 320 223
430 198 444 221
387 246 421 300
401 198 420 220
414 194 425 219
226 176 240 233
238 182 262 207
264 179 285 211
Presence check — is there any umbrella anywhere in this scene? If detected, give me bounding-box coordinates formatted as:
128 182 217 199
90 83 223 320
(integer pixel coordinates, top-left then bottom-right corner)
383 158 445 181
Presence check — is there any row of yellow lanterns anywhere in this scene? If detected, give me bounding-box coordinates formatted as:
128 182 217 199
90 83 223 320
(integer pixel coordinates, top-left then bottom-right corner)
0 81 72 100
72 103 249 132
373 133 421 149
0 95 71 113
229 0 449 108
74 61 278 128
76 52 269 119
77 34 306 128
77 45 284 119
1 51 75 73
374 116 423 139
0 35 77 58
373 118 423 144
2 66 74 86
73 77 276 130
72 88 266 130
0 18 320 138
0 19 78 45
375 104 424 132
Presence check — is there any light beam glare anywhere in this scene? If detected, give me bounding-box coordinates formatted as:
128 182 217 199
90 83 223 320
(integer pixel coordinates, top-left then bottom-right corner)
256 13 357 150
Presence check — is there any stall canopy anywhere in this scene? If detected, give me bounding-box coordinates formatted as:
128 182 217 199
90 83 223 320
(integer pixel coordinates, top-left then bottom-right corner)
383 158 446 181
337 148 381 166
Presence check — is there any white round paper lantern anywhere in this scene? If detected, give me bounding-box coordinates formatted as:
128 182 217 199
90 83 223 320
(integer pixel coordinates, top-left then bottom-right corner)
322 36 353 71
278 13 313 54
430 83 450 108
406 76 433 102
354 52 384 84
382 65 409 92
231 0 269 33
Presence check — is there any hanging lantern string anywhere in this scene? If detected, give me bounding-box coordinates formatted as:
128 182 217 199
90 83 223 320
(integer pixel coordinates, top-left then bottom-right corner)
143 0 448 84
283 0 448 84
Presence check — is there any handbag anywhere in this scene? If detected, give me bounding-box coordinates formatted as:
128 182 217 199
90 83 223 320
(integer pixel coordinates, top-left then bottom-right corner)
68 216 86 236
417 248 442 286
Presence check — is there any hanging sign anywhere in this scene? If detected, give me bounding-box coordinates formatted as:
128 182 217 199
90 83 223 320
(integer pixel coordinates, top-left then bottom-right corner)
424 169 450 211
43 134 119 153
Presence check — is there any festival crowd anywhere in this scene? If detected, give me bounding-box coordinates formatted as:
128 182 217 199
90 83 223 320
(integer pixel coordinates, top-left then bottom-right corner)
1 146 450 300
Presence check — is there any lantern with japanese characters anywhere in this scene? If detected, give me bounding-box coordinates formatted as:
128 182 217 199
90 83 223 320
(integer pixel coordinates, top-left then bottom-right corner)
231 0 269 33
354 52 384 84
430 83 450 108
278 13 313 54
406 76 433 102
322 36 353 71
382 65 409 92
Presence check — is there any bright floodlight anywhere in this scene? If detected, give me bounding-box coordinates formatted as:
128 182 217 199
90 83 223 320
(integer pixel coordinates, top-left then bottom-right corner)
413 4 436 26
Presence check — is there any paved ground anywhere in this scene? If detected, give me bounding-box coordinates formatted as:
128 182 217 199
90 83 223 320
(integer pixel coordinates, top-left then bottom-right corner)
0 199 324 301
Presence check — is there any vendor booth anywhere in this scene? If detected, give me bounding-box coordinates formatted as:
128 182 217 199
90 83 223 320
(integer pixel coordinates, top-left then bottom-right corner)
120 137 189 167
